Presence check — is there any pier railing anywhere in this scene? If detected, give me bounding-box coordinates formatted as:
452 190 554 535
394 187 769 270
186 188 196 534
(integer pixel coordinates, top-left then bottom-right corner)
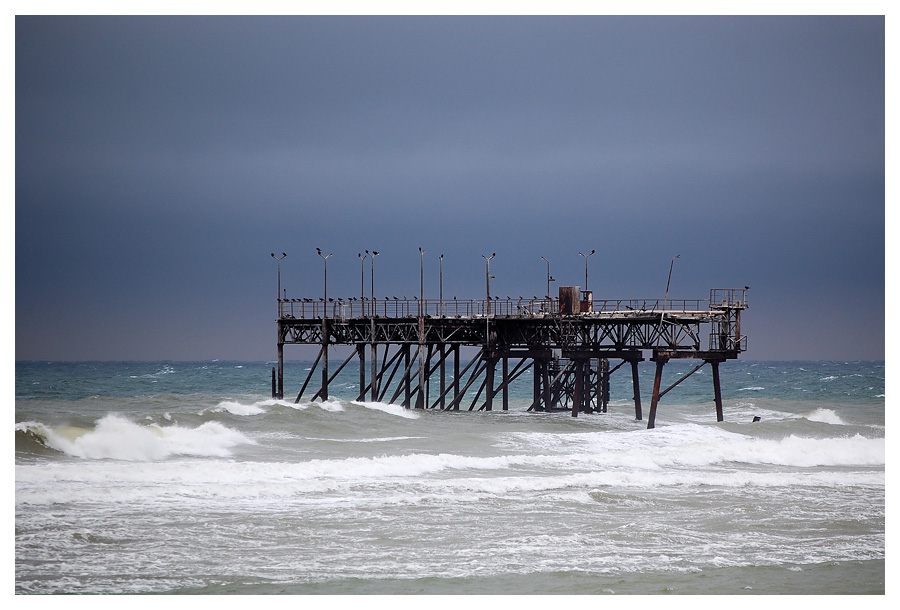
277 297 720 320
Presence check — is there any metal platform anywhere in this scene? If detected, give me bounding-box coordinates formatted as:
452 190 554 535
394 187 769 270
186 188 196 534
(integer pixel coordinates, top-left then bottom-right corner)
273 286 748 428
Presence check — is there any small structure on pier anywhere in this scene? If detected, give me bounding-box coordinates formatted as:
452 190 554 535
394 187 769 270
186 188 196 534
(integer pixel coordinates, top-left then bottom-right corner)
273 277 748 428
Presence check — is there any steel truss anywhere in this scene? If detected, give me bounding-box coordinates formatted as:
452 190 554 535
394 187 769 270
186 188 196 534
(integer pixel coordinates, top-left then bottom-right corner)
273 289 748 428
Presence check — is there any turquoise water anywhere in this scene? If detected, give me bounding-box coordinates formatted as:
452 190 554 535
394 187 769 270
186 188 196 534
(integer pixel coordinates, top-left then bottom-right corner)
15 360 885 594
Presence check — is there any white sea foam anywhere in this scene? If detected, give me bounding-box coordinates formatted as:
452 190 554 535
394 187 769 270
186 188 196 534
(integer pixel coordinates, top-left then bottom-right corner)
505 424 884 470
352 401 421 419
212 400 266 416
318 399 345 412
23 414 255 461
805 408 845 425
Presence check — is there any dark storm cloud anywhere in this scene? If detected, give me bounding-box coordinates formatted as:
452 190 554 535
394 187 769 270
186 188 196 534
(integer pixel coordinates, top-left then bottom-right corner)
15 15 884 360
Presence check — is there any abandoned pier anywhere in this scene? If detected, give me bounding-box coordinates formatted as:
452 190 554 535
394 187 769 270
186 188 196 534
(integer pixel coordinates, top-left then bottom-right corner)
271 253 748 428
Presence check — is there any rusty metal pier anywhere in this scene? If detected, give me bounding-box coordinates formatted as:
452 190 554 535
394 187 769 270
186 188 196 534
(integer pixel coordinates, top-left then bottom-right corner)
272 264 748 428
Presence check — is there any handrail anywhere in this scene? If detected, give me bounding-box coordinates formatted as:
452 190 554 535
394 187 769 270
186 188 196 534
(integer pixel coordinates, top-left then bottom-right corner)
275 297 732 320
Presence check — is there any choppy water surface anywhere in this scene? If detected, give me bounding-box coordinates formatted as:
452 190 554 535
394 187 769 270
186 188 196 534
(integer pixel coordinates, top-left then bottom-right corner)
15 360 885 594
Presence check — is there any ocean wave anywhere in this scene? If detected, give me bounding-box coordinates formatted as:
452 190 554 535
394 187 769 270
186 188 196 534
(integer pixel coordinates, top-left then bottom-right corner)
352 401 420 419
503 424 884 469
804 408 845 425
208 400 267 416
15 414 255 461
15 449 884 508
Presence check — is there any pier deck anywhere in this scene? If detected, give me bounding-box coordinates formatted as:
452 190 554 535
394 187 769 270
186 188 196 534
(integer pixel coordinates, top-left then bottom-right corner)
274 288 748 428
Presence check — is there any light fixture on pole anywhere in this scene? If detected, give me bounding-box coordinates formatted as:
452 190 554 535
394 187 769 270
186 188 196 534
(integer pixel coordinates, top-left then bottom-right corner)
482 253 496 315
439 253 444 316
664 254 681 310
271 252 286 315
541 256 555 298
358 252 368 312
316 248 332 316
366 250 379 316
579 249 595 292
418 247 425 317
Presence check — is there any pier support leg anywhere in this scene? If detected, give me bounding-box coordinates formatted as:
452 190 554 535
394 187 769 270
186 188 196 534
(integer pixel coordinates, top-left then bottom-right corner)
502 356 509 411
631 359 642 421
404 345 412 408
710 359 724 422
485 357 497 411
572 358 584 417
370 343 378 401
320 321 329 401
599 358 609 413
543 358 553 411
533 358 543 411
357 344 366 402
416 317 426 409
453 346 460 410
647 357 668 429
276 338 284 400
440 345 447 410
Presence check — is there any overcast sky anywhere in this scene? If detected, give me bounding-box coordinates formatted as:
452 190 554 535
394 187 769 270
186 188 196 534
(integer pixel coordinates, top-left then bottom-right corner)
14 14 885 361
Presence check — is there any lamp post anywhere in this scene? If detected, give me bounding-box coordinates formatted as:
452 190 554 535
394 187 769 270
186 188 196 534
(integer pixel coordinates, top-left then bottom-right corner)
418 247 425 317
482 253 496 315
366 250 379 316
579 249 595 292
271 252 286 315
439 253 444 316
541 256 555 298
358 252 368 314
316 248 332 316
664 254 681 310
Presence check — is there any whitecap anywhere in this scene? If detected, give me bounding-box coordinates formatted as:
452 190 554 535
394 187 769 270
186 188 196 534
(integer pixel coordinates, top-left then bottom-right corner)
210 400 267 416
805 408 844 425
34 414 255 461
352 401 420 419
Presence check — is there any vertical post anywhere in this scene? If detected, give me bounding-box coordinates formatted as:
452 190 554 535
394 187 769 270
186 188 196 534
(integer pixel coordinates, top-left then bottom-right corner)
320 319 329 401
404 345 412 408
416 342 426 409
710 359 724 422
541 256 555 298
599 358 610 413
533 358 542 410
370 342 378 401
630 358 642 420
572 359 583 417
579 249 595 291
485 357 496 411
647 357 667 429
453 345 460 410
543 358 552 411
502 356 509 411
358 344 366 402
416 248 426 409
276 325 284 400
483 253 495 316
439 344 447 410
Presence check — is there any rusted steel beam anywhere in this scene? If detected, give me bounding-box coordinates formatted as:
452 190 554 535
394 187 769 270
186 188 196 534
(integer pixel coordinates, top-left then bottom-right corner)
647 356 668 429
710 359 724 422
436 349 484 410
476 357 531 411
295 348 324 404
630 358 643 420
657 362 707 400
320 320 329 400
375 346 406 402
313 349 358 401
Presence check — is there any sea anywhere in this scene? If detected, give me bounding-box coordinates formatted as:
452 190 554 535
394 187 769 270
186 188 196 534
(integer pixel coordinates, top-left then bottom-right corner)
14 359 885 595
